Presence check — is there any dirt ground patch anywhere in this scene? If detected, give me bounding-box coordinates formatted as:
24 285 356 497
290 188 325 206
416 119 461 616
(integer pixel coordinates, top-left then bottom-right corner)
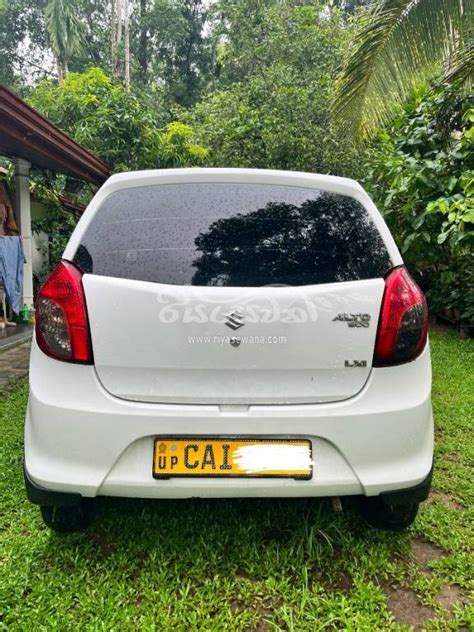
436 583 468 612
231 594 281 631
427 489 463 510
87 530 117 557
332 570 353 593
410 536 446 565
381 581 434 629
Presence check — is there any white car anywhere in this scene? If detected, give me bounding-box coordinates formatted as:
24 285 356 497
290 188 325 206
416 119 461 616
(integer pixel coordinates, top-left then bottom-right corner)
24 168 433 532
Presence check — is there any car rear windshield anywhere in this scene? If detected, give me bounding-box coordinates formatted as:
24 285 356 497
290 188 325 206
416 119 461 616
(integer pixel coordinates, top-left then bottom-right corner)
73 183 392 286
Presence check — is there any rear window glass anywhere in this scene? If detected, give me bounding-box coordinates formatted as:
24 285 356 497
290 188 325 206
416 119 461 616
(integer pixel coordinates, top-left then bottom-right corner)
73 183 392 286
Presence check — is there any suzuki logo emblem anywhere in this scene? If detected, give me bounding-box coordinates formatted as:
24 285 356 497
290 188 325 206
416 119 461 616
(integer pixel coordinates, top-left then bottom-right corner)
225 311 245 330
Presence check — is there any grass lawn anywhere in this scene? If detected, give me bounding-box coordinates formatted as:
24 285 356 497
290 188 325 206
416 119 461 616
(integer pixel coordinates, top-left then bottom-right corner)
0 328 472 631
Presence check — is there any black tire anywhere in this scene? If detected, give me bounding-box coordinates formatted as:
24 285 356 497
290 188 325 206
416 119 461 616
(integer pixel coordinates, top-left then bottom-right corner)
360 497 419 531
40 500 94 532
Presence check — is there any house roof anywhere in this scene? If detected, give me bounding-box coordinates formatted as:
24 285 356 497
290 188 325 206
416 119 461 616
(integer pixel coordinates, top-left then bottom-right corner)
0 84 110 185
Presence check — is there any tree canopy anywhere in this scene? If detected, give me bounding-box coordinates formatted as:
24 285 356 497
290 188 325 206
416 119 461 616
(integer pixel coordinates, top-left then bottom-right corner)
28 67 207 171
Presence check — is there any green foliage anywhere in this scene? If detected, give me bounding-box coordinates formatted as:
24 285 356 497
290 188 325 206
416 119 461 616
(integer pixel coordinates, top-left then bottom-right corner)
365 85 474 321
212 1 347 86
191 78 348 173
70 0 111 71
0 0 50 88
333 0 472 140
189 3 359 176
30 179 78 281
144 0 214 105
28 67 207 171
159 121 209 167
45 0 85 78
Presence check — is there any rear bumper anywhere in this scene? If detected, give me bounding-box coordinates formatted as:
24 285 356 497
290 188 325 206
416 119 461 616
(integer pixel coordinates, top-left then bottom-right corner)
24 464 81 507
380 463 432 508
24 460 434 508
25 342 434 501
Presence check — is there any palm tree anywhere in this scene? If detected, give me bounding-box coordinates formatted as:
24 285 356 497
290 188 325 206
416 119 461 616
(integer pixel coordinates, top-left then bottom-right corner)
45 0 84 82
333 0 473 140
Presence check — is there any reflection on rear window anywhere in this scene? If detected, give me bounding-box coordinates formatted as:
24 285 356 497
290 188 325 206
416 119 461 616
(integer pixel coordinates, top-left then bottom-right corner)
73 183 392 286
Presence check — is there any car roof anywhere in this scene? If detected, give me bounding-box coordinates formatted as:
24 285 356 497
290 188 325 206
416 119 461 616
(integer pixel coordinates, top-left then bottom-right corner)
103 168 365 197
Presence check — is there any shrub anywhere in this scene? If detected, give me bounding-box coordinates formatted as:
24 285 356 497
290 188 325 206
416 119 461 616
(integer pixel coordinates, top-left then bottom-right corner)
29 68 207 172
365 84 473 324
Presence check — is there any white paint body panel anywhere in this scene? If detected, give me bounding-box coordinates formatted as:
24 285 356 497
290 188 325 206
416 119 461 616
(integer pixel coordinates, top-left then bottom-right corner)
84 275 385 404
26 169 432 501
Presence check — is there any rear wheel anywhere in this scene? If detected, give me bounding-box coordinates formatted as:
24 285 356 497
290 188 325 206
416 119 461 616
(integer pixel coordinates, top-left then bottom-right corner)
360 497 419 531
40 500 94 532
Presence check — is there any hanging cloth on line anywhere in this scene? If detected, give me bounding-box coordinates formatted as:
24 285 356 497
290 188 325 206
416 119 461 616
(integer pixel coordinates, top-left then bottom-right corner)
0 236 25 314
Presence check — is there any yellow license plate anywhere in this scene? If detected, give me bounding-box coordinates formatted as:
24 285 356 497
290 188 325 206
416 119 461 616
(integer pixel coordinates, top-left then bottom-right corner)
153 438 312 479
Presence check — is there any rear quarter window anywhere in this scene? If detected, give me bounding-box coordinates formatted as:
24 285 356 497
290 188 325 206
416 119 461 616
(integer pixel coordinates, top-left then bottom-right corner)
73 183 392 286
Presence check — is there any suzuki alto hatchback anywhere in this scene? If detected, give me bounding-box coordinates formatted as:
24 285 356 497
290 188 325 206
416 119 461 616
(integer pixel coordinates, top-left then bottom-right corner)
24 168 433 532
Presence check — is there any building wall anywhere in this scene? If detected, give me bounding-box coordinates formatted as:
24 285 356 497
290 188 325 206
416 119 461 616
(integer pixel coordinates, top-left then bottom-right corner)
31 200 49 280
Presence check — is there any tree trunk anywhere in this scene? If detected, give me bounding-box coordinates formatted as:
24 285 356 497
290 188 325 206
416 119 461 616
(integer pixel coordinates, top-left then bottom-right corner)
112 0 124 81
111 0 116 77
138 0 148 83
116 0 123 48
124 0 130 87
55 55 64 83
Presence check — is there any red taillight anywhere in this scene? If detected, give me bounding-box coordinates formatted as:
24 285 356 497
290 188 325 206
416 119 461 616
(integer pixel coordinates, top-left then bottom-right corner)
35 260 93 363
374 266 428 366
